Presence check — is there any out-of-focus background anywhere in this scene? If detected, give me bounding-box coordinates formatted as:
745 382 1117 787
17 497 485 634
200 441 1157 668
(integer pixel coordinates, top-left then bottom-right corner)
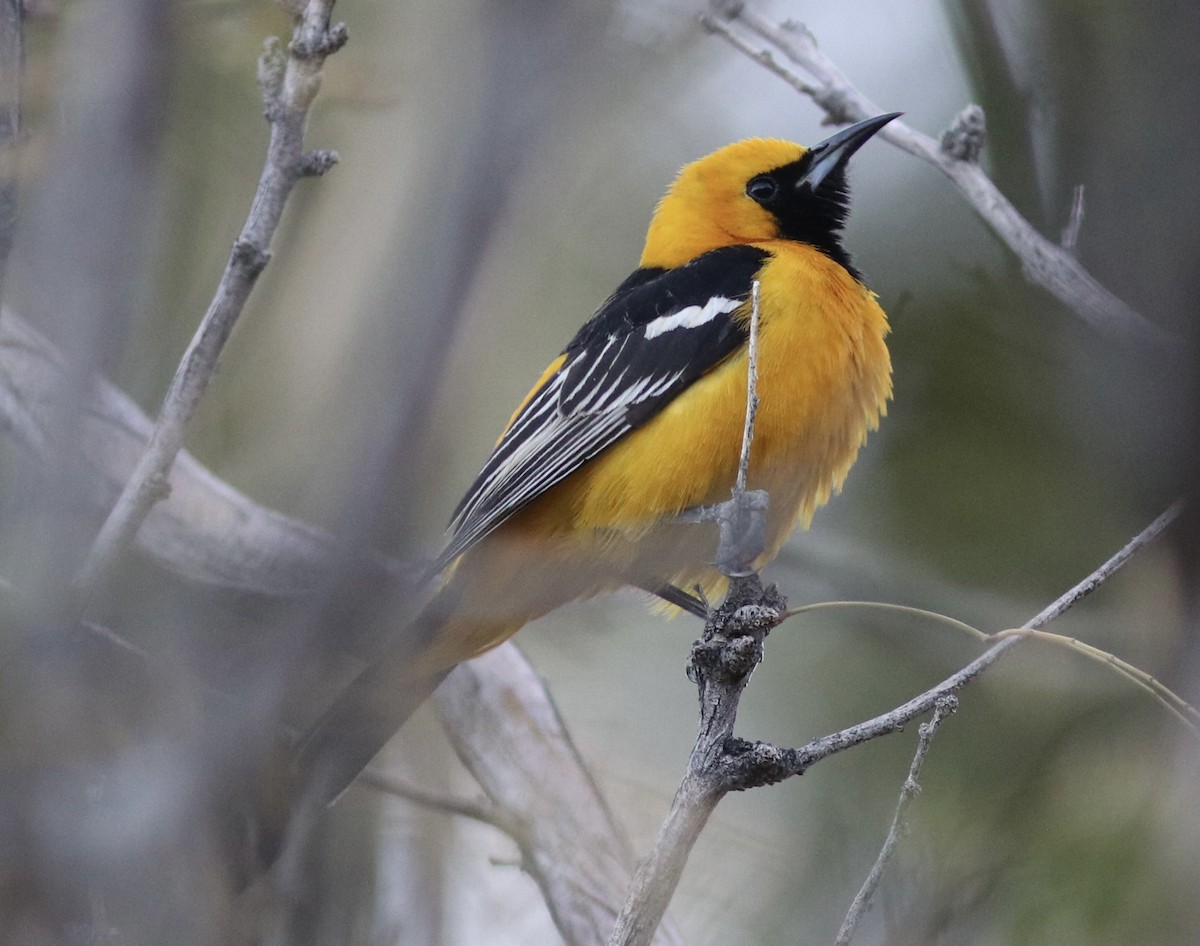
1 0 1197 943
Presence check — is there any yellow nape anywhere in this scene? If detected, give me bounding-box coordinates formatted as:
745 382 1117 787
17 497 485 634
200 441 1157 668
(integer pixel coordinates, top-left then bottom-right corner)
640 138 806 270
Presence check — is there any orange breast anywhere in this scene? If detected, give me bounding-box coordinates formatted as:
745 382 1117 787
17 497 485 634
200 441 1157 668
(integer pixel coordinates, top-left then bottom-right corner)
448 242 890 632
564 242 889 551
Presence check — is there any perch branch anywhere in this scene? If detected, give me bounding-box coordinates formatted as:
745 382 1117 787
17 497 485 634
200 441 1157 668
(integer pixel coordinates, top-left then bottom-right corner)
608 576 787 946
607 501 1178 945
609 284 780 946
75 2 346 594
701 2 1168 345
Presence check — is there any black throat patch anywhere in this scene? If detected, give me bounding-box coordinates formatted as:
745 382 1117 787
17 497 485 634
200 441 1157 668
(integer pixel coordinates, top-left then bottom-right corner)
753 154 861 281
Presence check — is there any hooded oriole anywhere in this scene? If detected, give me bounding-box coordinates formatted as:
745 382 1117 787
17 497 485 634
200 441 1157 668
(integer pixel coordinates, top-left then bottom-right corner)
297 114 898 807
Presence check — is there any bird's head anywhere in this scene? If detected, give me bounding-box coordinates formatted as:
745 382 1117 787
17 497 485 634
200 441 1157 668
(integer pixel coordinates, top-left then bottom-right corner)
640 113 899 273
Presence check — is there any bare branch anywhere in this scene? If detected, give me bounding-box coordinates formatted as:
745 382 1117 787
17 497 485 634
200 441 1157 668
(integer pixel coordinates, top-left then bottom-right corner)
0 308 677 944
76 2 346 595
834 695 957 946
439 647 685 946
607 503 1179 945
701 3 1168 346
608 576 786 946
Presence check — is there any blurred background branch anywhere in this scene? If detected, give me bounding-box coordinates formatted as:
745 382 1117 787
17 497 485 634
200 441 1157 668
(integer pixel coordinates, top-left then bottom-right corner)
0 0 20 293
0 303 680 946
76 2 346 595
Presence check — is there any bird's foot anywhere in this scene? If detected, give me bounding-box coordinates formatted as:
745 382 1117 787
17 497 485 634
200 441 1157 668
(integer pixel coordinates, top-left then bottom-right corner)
679 488 769 578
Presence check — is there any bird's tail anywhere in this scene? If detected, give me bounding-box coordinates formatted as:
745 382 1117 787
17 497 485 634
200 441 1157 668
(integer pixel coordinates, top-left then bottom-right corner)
229 572 522 886
293 575 492 809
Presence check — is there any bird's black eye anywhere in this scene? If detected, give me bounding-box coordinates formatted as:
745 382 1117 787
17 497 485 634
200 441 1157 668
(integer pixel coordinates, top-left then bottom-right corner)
746 175 779 204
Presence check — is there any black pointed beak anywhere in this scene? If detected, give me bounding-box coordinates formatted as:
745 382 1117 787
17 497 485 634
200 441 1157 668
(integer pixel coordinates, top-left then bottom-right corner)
799 112 901 192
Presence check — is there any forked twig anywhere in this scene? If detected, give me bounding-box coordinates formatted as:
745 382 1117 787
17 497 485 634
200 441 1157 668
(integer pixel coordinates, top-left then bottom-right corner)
76 2 346 594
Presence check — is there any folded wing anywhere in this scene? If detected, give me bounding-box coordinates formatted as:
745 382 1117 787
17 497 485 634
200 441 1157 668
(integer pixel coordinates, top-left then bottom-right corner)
438 244 769 568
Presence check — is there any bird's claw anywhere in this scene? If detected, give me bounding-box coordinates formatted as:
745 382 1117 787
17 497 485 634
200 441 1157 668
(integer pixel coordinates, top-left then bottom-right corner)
679 489 769 578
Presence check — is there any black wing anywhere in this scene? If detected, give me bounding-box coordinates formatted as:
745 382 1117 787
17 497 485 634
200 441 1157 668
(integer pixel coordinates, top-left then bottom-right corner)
437 244 769 569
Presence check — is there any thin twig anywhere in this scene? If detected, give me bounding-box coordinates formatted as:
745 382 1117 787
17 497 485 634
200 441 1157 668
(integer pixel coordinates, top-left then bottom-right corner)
718 281 768 574
718 279 766 575
773 501 1182 780
736 279 761 493
834 695 957 946
75 2 346 595
1033 502 1182 625
357 769 509 831
672 281 769 576
1060 184 1085 252
700 3 1168 345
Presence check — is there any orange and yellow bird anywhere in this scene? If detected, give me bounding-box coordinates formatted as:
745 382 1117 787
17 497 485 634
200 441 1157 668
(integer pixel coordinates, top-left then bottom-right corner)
298 114 898 806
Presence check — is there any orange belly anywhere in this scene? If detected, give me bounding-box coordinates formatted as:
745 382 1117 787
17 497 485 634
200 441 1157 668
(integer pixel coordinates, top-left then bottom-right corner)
422 242 890 667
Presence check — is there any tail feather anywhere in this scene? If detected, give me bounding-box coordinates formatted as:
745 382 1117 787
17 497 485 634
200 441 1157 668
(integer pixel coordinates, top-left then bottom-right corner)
230 584 464 887
293 580 464 810
296 659 453 809
242 551 528 884
220 657 446 891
